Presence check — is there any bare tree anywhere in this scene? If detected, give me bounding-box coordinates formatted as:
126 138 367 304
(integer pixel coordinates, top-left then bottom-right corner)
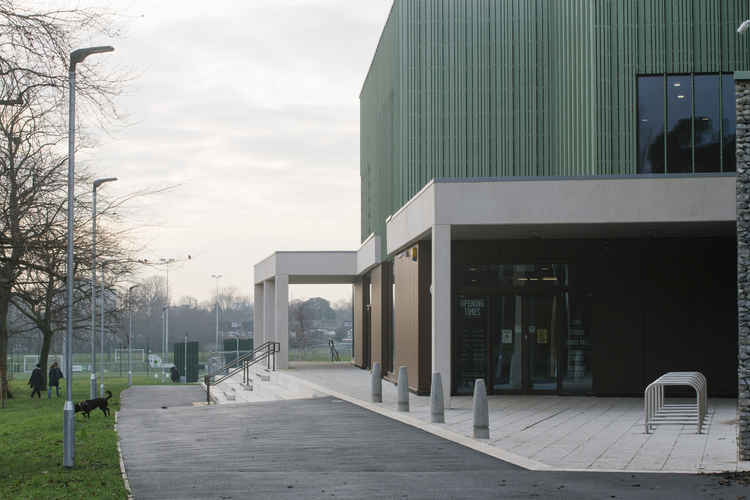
0 1 124 404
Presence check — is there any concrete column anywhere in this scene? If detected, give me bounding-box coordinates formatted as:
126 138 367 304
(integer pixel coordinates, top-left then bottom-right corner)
736 76 750 460
275 274 289 370
253 284 264 345
431 224 451 408
263 279 275 348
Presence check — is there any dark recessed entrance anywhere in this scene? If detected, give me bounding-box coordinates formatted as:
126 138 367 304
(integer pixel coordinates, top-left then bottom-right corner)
454 264 592 395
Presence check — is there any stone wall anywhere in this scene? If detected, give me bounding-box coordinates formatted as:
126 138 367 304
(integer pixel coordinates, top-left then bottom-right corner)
737 78 750 461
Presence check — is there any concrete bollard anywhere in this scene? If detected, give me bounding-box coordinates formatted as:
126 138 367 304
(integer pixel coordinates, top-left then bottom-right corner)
371 362 382 403
397 366 409 412
430 372 445 423
472 378 489 439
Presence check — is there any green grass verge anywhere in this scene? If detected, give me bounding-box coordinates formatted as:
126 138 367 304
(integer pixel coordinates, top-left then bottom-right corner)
0 375 168 499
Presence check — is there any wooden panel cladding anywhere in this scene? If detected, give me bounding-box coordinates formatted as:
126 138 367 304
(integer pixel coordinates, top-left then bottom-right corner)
370 265 383 371
394 247 419 390
417 241 432 395
352 279 365 368
393 242 432 394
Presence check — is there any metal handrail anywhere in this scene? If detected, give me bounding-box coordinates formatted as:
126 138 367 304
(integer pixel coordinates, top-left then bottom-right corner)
214 340 276 375
204 341 280 404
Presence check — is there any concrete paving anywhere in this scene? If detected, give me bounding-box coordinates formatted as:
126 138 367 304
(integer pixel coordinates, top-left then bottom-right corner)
120 384 206 410
221 363 750 474
118 385 750 499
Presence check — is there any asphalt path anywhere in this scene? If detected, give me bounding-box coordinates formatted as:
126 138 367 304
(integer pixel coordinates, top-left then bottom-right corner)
118 386 749 499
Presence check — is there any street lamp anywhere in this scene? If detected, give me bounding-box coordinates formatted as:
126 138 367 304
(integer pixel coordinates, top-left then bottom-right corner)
90 177 117 399
161 258 175 366
128 284 140 386
211 274 222 353
99 259 115 397
65 45 114 469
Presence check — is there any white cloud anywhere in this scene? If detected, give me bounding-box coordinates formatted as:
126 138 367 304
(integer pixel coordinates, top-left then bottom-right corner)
78 0 392 303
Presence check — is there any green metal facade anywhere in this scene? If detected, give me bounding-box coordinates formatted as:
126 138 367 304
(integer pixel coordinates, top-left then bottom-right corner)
360 0 750 247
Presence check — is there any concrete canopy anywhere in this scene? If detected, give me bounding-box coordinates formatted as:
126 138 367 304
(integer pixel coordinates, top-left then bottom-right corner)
252 237 381 369
386 174 736 255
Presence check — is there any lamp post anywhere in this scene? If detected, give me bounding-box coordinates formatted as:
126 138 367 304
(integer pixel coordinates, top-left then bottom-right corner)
128 284 139 386
65 45 114 469
211 274 222 353
99 259 115 397
90 177 117 399
161 305 167 378
161 258 175 366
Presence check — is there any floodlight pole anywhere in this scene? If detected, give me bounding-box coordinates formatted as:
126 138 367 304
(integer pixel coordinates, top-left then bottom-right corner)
128 285 139 386
99 260 112 397
211 274 222 353
91 177 117 399
64 45 114 469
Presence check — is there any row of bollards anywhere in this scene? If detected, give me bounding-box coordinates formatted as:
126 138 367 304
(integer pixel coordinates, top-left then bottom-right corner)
370 362 489 439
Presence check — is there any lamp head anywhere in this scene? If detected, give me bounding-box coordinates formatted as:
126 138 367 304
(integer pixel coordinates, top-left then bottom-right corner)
738 20 750 34
93 177 118 189
70 46 114 70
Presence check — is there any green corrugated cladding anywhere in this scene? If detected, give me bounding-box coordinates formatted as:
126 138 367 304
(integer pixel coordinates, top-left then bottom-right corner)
359 0 750 250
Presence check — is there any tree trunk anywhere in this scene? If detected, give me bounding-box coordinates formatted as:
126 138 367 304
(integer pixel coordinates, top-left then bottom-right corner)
0 290 12 407
39 331 52 390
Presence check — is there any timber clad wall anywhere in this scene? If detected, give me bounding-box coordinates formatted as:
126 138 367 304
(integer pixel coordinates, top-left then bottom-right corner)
353 280 365 368
392 243 432 393
371 265 384 370
360 0 750 249
394 248 420 391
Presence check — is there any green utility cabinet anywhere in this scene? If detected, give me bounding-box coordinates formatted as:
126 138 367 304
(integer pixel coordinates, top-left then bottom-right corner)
223 337 253 365
173 341 200 382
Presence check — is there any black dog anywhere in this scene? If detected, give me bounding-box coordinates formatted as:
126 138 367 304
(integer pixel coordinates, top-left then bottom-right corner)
75 390 112 418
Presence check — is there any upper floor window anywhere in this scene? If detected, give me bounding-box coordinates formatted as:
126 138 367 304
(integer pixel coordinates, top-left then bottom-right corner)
637 73 735 174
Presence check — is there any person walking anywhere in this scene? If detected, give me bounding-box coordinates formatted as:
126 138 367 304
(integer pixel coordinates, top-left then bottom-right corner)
47 362 63 399
28 364 43 398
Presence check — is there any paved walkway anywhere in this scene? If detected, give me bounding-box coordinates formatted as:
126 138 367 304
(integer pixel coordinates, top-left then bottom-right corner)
118 385 749 499
217 363 749 473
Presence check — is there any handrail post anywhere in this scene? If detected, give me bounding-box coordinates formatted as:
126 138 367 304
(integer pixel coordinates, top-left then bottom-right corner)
205 375 210 405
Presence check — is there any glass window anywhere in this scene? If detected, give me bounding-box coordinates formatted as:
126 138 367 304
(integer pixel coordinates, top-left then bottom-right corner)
455 296 489 395
666 75 692 173
722 74 736 173
638 76 665 174
694 75 721 173
637 73 735 174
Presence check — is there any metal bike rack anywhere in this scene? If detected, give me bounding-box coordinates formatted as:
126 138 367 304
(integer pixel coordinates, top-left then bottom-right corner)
644 371 707 434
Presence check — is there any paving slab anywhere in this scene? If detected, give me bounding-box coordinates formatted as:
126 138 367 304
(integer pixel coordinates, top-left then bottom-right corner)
279 364 750 473
117 386 750 499
119 385 206 410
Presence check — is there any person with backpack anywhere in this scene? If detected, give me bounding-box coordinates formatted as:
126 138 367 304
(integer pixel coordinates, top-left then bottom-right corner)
48 361 63 398
28 364 43 398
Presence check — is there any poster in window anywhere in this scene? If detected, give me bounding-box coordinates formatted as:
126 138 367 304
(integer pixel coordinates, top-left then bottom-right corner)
501 329 513 344
536 328 548 344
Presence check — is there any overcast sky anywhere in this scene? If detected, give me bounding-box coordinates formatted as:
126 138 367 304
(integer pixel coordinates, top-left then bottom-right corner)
78 0 393 304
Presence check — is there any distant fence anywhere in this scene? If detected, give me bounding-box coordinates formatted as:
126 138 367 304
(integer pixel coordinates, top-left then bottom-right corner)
289 342 352 362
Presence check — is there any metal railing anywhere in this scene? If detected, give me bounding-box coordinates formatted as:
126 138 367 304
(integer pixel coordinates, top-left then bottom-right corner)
204 341 280 404
644 371 708 434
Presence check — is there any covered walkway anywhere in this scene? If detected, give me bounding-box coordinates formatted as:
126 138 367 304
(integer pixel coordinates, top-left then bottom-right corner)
253 235 380 369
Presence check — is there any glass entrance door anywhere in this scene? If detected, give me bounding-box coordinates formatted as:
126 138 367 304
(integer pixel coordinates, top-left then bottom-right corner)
491 294 560 393
524 295 558 392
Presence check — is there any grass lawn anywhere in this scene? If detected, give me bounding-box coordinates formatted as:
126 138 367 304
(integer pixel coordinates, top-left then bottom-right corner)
0 374 168 499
